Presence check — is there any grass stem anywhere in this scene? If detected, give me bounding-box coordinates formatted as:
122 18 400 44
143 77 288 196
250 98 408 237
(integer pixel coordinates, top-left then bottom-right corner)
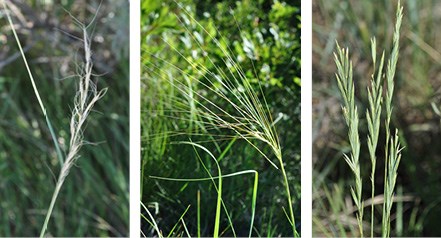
2 0 64 166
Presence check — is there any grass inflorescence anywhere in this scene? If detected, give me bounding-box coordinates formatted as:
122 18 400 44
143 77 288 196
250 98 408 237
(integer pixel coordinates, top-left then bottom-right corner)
142 0 300 237
333 1 403 237
39 16 108 237
313 0 441 236
1 1 119 236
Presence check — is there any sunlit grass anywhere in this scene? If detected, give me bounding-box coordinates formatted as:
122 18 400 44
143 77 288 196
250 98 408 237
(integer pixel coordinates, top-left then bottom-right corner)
142 1 300 237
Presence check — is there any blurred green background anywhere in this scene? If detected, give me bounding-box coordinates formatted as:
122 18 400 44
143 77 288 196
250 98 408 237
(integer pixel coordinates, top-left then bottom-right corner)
313 0 441 236
142 0 300 236
0 0 129 236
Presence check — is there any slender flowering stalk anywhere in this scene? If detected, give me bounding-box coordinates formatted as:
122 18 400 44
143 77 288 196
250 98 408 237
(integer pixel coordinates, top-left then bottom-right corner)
39 20 107 236
334 44 364 236
334 1 404 237
145 3 299 236
367 37 385 238
382 2 403 237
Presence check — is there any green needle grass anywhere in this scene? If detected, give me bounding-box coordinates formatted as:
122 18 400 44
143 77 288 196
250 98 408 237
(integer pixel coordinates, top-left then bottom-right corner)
143 1 299 236
144 3 299 235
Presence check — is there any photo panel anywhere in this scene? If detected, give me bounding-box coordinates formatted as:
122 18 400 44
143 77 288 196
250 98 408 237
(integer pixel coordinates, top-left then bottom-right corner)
313 0 441 236
0 1 129 236
141 0 301 236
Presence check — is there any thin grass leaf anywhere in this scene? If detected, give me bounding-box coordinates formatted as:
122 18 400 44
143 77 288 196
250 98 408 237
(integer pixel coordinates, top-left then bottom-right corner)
2 0 64 166
141 202 163 238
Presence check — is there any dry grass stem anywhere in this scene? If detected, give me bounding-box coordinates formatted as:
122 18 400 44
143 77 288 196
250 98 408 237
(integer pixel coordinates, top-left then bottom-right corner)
39 20 107 236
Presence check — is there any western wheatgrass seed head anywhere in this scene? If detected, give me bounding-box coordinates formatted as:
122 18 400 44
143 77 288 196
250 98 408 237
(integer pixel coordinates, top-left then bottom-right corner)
382 2 404 237
333 43 364 236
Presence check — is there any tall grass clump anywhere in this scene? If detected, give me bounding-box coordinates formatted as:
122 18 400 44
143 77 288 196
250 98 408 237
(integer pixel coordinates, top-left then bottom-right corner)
152 4 298 235
147 11 298 236
142 0 300 237
2 2 107 237
334 1 403 237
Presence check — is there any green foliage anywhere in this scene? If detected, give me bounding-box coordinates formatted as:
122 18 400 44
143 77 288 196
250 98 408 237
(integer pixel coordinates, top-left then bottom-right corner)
142 0 300 237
